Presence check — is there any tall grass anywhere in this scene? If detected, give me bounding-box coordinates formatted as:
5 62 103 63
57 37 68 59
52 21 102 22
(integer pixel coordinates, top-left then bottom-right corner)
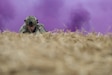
0 31 112 75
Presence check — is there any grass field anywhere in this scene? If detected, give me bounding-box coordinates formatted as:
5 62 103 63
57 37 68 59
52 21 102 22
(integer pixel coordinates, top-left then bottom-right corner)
0 31 112 75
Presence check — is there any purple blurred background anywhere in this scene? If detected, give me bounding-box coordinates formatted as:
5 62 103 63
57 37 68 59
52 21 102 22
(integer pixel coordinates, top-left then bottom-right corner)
0 0 112 33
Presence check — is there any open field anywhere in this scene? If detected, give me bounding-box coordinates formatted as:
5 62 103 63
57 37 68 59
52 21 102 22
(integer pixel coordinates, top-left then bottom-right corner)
0 31 112 75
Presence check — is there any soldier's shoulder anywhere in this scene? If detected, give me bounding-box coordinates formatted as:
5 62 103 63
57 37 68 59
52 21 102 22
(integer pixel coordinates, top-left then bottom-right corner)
21 24 27 28
37 23 44 26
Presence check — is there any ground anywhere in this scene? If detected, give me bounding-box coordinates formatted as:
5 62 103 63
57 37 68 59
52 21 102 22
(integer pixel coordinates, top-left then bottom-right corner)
0 31 112 75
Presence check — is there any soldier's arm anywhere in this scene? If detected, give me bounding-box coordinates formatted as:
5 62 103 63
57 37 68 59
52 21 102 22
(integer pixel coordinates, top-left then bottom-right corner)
38 24 47 33
19 25 27 33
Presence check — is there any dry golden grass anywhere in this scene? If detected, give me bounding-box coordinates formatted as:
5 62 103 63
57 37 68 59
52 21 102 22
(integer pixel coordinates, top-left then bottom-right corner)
0 31 112 75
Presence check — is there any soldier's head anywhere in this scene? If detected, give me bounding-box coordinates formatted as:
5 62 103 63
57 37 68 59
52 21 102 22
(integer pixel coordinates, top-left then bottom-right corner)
24 16 39 32
24 16 39 27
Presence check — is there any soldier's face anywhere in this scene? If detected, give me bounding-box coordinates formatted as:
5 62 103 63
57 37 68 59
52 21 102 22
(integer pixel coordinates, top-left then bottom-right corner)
27 25 36 32
24 16 38 32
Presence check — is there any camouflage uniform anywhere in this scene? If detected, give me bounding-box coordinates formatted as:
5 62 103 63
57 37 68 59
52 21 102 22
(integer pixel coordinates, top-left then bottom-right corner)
19 16 47 34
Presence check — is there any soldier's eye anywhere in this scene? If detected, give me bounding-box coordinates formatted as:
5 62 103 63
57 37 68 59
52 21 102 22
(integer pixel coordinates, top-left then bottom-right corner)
29 21 33 25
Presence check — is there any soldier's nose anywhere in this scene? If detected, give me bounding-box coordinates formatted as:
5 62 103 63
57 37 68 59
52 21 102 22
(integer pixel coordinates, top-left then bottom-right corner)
29 21 34 27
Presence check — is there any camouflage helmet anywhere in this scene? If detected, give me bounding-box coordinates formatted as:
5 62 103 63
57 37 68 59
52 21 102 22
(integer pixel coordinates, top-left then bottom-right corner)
24 16 38 27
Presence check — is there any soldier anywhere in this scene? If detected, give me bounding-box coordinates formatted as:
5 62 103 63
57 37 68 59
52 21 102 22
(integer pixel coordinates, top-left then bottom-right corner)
19 16 47 34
